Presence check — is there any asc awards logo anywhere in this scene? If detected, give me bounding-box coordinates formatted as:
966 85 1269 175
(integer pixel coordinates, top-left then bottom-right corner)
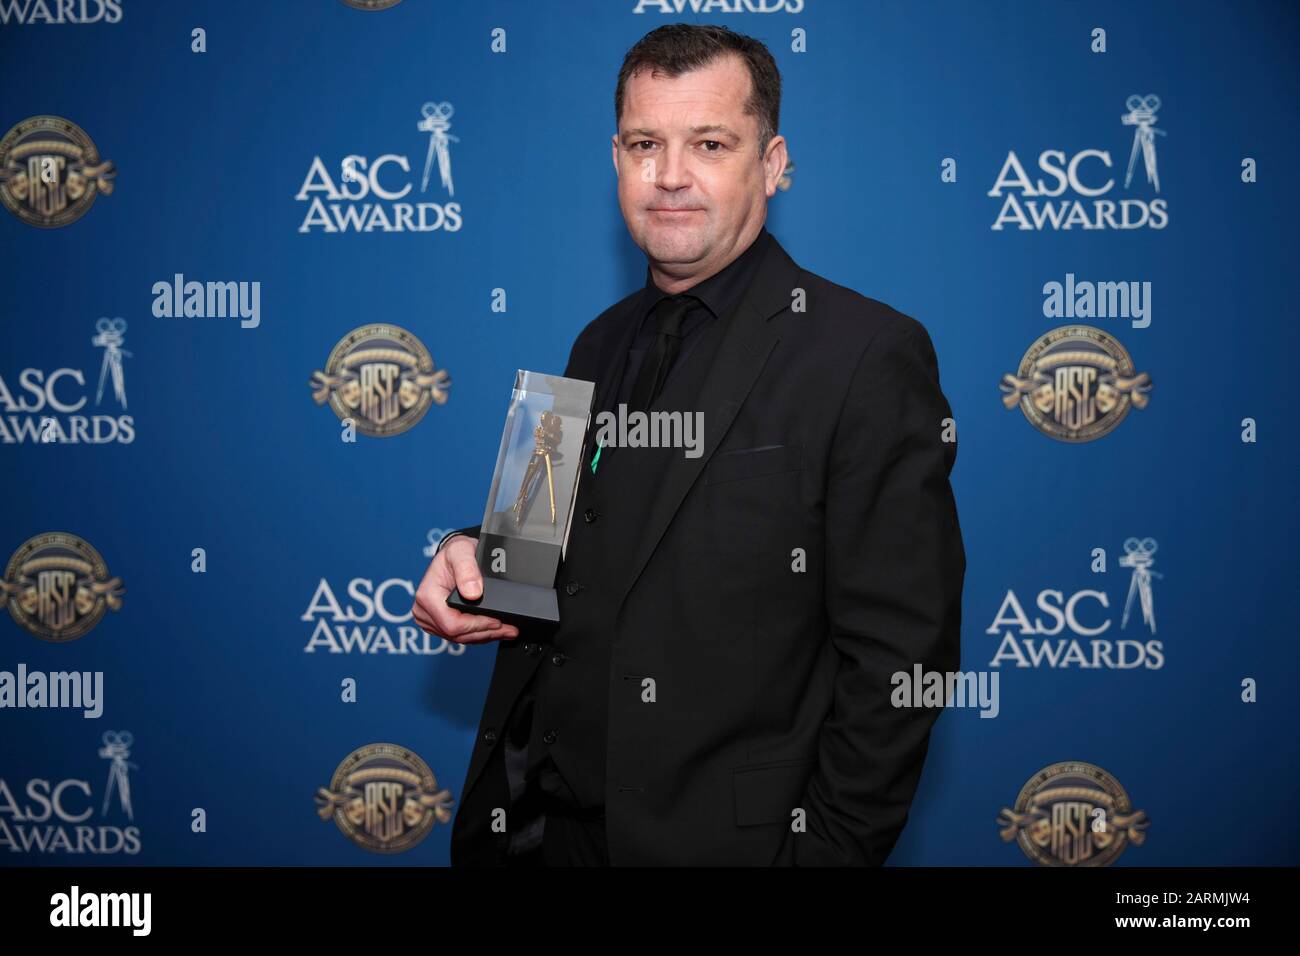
633 0 805 10
1 533 125 642
0 116 115 228
988 94 1166 231
999 325 1151 442
315 743 453 853
988 537 1164 670
0 731 142 856
309 324 450 437
0 0 123 23
0 318 136 444
295 101 461 233
997 762 1148 866
301 571 467 656
339 0 403 8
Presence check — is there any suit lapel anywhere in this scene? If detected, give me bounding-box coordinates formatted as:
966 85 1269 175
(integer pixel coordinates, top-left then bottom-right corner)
613 234 801 612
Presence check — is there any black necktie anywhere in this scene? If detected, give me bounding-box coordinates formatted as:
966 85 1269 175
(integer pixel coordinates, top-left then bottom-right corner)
627 294 693 414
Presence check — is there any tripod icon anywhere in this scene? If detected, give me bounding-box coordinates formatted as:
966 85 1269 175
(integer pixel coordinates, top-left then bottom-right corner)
99 730 138 821
1118 537 1162 634
418 101 459 196
92 317 131 409
1122 94 1165 193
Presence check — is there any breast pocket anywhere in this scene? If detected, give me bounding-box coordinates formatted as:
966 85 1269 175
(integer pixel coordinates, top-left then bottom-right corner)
688 443 806 601
705 443 803 485
700 442 805 544
677 443 806 644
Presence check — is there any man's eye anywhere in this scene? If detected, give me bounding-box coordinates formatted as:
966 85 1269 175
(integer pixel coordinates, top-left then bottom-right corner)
700 141 722 151
634 141 656 150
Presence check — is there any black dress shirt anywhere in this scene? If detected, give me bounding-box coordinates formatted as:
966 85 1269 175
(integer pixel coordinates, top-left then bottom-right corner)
504 226 774 864
617 226 774 409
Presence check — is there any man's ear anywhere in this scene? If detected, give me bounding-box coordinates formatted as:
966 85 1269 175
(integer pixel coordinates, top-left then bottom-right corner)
762 135 788 197
611 134 620 178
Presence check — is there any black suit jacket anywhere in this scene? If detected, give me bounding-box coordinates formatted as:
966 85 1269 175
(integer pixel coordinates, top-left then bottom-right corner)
448 233 965 865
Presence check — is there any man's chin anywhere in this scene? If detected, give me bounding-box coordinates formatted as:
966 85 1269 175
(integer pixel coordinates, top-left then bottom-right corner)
641 230 709 266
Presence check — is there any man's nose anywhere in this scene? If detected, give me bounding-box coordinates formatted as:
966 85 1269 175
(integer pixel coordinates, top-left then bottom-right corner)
655 144 691 191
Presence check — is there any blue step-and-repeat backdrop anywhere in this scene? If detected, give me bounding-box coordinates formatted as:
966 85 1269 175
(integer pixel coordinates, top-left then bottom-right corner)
1 0 1297 866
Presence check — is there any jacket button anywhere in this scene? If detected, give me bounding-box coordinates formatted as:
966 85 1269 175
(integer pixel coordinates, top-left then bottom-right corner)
565 581 581 596
543 729 557 745
524 642 540 655
482 728 497 744
551 652 566 667
584 508 597 523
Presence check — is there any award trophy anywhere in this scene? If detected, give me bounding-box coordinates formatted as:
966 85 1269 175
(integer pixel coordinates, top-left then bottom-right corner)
446 370 595 629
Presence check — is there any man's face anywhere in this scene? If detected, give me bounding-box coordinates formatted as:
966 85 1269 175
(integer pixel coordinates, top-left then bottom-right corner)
613 53 785 283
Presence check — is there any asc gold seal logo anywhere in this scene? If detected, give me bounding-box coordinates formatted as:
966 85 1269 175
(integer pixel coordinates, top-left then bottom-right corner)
315 743 454 853
999 325 1152 442
997 761 1149 866
309 324 450 437
1 533 125 642
0 116 116 228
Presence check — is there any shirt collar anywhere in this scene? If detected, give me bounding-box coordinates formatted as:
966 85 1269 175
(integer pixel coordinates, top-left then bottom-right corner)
637 225 772 329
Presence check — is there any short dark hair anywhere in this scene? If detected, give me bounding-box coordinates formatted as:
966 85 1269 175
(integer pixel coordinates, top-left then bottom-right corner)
614 23 781 157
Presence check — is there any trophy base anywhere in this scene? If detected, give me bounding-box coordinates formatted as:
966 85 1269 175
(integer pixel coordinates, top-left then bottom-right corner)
446 577 560 631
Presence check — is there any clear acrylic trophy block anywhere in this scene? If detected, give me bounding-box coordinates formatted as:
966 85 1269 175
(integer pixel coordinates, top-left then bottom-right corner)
446 370 595 629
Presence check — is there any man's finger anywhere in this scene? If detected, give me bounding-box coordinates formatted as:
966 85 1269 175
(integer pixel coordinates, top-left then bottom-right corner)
453 625 520 645
446 543 483 600
442 609 508 638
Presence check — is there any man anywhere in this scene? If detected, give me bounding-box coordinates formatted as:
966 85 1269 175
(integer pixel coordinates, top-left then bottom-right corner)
412 23 964 866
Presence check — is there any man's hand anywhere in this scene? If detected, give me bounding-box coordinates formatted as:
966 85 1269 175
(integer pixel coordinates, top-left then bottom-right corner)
411 536 521 644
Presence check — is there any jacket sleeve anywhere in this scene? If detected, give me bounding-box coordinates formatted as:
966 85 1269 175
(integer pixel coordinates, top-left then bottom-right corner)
782 314 965 865
434 525 481 554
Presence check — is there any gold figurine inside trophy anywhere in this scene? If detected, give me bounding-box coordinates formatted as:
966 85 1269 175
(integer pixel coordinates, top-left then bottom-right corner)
444 371 594 627
510 410 563 528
